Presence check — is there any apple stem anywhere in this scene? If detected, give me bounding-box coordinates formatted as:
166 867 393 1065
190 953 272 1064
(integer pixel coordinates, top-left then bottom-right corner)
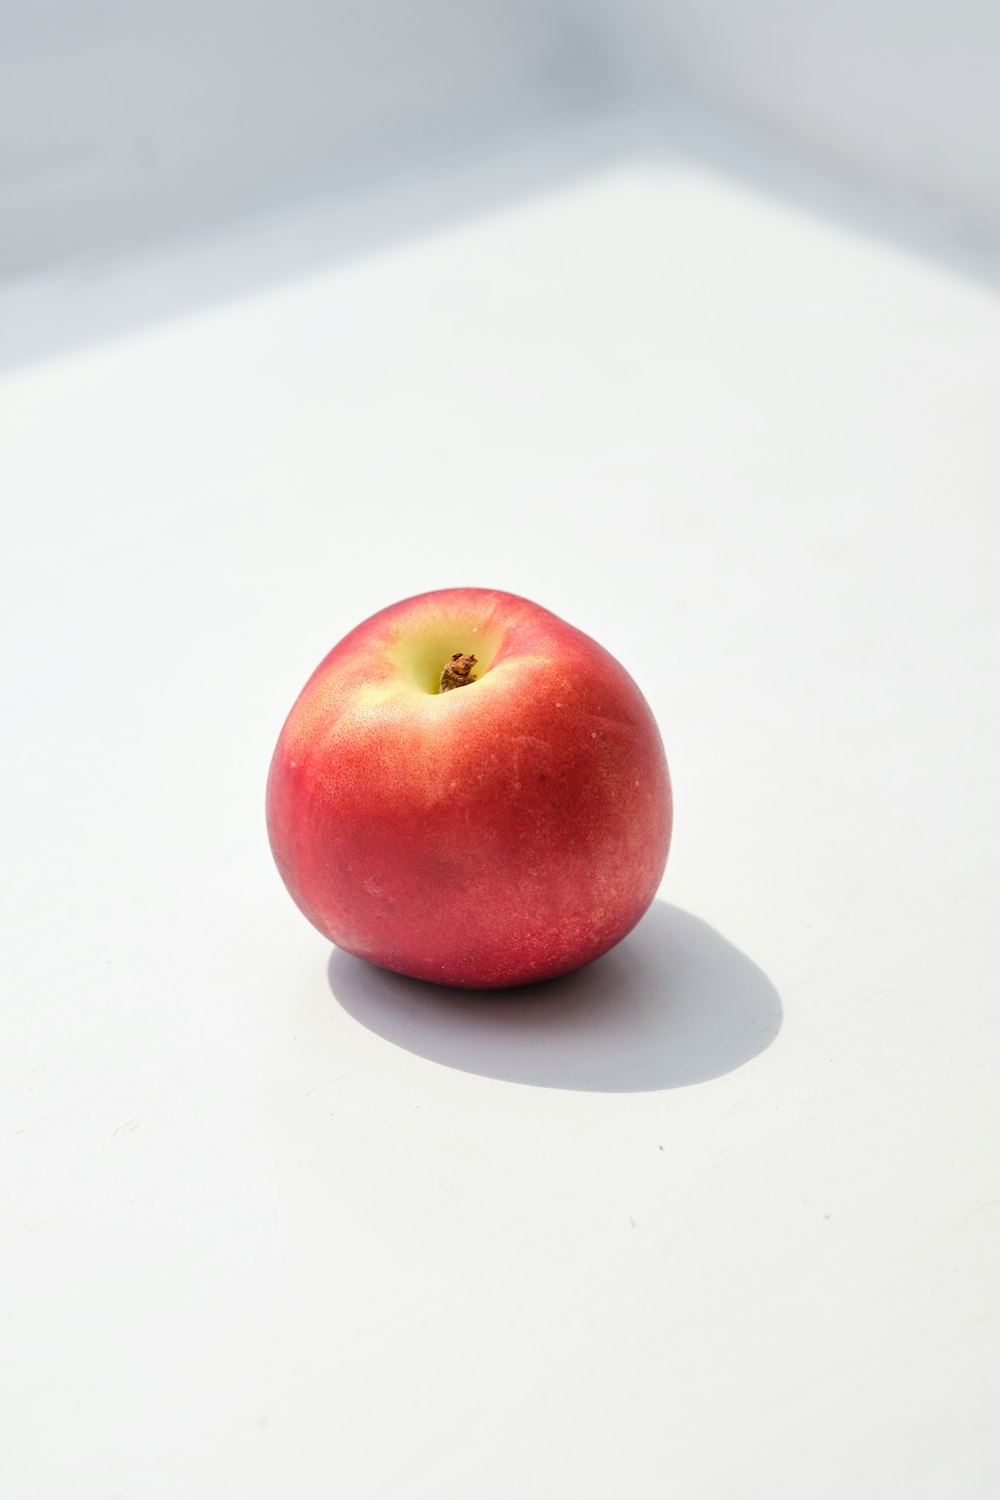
439 653 478 692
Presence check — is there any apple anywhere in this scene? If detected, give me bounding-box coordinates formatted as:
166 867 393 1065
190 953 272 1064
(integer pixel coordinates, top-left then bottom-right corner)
267 588 672 988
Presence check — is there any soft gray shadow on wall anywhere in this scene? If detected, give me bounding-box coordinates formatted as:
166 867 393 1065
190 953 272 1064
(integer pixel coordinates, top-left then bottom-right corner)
328 901 781 1092
5 90 998 377
0 110 641 376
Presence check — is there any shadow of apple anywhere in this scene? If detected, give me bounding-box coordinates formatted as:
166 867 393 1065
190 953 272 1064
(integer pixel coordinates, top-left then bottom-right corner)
327 900 781 1091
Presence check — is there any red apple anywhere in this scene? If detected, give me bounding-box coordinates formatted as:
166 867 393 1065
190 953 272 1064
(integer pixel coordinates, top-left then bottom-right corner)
267 588 672 988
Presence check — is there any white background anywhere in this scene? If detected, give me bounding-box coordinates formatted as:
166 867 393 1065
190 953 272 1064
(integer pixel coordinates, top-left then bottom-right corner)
2 6 999 1498
2 0 999 273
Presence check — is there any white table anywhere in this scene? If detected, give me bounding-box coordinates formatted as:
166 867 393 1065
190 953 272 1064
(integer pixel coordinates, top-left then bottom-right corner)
3 120 998 1498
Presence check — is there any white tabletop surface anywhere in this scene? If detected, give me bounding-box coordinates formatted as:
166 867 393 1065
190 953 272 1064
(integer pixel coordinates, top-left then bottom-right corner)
3 137 999 1498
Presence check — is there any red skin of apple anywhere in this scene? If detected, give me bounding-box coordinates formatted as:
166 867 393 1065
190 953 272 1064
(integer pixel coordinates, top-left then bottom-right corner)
267 588 672 989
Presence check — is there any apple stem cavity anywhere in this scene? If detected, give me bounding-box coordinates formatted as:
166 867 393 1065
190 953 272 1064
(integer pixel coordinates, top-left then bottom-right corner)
439 653 478 693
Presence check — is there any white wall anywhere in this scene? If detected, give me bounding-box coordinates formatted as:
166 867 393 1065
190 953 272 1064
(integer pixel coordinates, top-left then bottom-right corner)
1 0 998 274
0 0 618 273
625 0 1000 238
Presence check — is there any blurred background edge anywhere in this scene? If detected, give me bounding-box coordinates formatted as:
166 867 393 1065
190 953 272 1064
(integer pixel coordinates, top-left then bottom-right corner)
1 0 998 372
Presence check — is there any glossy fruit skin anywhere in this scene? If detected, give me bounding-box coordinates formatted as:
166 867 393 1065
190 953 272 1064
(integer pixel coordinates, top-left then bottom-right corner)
267 588 672 988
